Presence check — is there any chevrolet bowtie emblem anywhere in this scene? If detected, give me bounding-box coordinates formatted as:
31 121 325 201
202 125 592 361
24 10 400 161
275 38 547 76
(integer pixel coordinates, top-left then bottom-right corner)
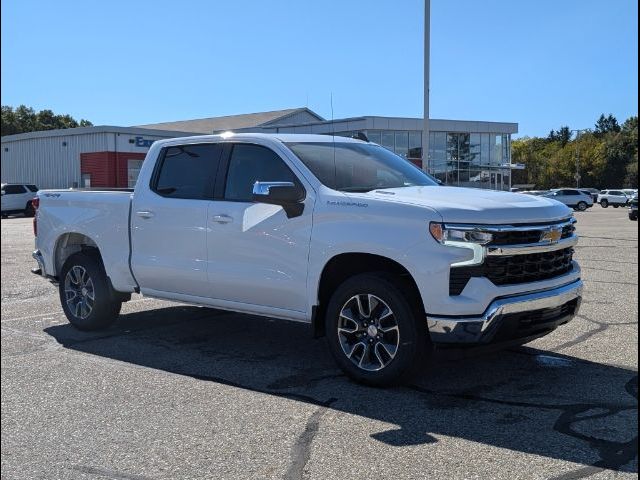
541 227 562 244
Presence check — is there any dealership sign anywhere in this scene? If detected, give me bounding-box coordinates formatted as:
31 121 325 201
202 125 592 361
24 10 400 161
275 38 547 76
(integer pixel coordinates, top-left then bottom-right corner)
134 136 156 148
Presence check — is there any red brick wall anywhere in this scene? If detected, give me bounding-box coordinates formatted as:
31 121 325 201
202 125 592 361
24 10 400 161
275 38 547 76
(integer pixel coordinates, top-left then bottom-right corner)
80 152 147 188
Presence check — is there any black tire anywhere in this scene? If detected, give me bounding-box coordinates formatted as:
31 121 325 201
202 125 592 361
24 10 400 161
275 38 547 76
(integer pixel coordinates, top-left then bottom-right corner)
576 201 588 212
324 273 430 387
600 199 609 208
59 251 122 331
613 205 619 208
24 201 35 217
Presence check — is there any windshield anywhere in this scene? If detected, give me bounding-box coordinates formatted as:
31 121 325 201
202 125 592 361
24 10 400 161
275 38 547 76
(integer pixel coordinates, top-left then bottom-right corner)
285 142 438 192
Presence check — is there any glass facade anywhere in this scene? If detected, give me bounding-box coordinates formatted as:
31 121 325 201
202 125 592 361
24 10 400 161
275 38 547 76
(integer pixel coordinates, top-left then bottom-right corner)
361 129 512 190
325 129 513 190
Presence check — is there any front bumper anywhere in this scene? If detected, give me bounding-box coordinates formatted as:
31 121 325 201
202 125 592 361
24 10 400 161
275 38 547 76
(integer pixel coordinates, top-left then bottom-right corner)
427 279 583 344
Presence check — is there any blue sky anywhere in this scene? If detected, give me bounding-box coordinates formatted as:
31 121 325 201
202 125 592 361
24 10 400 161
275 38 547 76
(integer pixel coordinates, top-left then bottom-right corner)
1 0 637 137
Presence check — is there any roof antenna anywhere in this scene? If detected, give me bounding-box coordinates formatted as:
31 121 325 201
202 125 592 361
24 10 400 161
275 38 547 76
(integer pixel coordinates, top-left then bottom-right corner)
331 93 337 186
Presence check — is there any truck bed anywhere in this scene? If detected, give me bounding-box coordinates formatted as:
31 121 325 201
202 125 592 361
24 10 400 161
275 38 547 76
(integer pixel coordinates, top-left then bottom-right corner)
35 189 138 292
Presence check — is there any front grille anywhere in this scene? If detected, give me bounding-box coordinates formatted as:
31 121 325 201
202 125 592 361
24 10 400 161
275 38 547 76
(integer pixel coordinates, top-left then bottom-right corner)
450 248 575 295
489 222 576 246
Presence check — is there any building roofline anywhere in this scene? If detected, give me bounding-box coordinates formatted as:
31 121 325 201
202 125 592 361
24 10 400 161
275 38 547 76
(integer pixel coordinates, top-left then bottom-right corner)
244 115 518 131
1 126 201 142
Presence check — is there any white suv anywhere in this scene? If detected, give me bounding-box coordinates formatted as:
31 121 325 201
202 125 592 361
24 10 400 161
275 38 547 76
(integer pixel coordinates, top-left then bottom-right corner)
597 190 630 208
544 189 593 211
1 183 39 217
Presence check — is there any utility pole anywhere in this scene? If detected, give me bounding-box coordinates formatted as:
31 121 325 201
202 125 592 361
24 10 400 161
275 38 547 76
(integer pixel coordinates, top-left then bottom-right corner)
571 129 588 188
422 0 430 173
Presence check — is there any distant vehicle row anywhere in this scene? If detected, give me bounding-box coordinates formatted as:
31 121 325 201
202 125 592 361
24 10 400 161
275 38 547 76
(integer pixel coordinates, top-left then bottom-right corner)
1 183 39 217
518 188 637 210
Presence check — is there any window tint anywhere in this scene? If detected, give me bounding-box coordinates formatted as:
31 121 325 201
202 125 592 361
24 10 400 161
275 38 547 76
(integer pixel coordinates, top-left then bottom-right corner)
224 144 299 202
610 190 623 195
26 185 38 192
154 144 221 199
564 190 580 196
3 185 26 194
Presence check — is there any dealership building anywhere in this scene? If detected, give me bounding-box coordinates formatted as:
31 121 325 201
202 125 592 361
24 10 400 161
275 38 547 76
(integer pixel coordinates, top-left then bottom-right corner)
1 107 518 190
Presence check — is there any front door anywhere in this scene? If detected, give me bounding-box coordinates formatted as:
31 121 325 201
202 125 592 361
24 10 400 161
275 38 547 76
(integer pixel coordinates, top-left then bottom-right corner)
206 143 314 313
131 143 222 297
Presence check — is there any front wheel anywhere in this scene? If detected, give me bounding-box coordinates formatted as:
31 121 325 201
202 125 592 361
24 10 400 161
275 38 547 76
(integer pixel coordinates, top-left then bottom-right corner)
600 199 609 208
613 205 619 208
59 251 122 331
576 201 588 212
325 273 429 387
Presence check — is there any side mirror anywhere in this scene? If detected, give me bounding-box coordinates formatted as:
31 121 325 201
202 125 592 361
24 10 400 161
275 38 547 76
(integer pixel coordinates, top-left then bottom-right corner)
252 181 305 218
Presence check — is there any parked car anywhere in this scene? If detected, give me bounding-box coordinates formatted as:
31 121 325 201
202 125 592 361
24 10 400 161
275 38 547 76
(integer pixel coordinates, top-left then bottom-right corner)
31 133 583 386
623 189 638 199
629 196 638 221
597 190 630 208
579 188 600 202
543 189 593 211
1 183 39 217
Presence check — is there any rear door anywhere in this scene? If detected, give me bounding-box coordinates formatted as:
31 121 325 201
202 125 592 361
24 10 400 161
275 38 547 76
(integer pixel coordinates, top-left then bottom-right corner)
131 143 223 297
205 142 314 313
610 191 628 204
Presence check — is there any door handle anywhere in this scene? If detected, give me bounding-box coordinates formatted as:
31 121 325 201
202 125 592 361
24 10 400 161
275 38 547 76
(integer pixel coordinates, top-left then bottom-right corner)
211 214 233 224
136 210 155 219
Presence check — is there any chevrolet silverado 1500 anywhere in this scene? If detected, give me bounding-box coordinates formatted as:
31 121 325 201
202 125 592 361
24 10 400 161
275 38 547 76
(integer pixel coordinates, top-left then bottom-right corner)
32 133 583 386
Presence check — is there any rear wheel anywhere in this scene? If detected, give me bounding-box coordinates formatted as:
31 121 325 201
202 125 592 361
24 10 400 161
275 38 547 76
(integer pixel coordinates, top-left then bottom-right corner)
59 251 122 331
600 199 609 208
24 201 35 217
613 205 619 208
325 273 429 387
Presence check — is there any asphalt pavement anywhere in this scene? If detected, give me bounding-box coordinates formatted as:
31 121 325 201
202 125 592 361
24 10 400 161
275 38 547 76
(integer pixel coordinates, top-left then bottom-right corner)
1 206 637 480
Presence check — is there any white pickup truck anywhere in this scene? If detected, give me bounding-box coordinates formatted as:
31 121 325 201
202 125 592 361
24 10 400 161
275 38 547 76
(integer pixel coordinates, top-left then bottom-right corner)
32 133 583 386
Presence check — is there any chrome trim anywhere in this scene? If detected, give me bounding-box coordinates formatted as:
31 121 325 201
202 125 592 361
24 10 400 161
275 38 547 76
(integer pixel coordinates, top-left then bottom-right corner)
443 217 576 233
252 181 295 196
486 234 578 256
441 217 577 266
427 280 583 344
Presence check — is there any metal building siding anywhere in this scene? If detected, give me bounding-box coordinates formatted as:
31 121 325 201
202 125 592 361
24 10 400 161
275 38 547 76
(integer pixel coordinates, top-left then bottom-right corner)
1 133 110 189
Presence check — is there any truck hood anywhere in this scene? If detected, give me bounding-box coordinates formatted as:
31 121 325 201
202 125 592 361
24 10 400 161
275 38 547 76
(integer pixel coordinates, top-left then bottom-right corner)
358 186 573 224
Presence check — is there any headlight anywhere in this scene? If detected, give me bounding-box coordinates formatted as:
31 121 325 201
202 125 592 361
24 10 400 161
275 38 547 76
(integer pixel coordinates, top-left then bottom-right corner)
429 223 493 245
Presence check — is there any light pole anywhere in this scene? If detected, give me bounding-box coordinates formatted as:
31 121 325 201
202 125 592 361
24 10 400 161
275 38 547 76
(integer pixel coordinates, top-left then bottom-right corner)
422 0 430 173
571 129 588 188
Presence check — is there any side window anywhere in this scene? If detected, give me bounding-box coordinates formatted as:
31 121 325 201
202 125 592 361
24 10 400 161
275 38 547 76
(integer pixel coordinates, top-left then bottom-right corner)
4 185 27 194
565 190 579 196
26 185 38 192
153 144 221 199
224 144 299 202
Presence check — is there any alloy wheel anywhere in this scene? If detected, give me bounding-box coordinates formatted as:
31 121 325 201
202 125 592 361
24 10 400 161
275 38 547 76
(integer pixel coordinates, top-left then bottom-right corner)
64 265 95 319
337 294 400 372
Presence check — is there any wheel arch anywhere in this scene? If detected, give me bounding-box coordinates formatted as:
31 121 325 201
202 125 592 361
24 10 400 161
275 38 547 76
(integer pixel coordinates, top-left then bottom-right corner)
53 232 101 277
312 252 424 338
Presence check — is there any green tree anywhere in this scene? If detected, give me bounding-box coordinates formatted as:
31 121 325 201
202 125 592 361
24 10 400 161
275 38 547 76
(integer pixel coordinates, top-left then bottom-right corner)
1 105 93 136
595 114 621 135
